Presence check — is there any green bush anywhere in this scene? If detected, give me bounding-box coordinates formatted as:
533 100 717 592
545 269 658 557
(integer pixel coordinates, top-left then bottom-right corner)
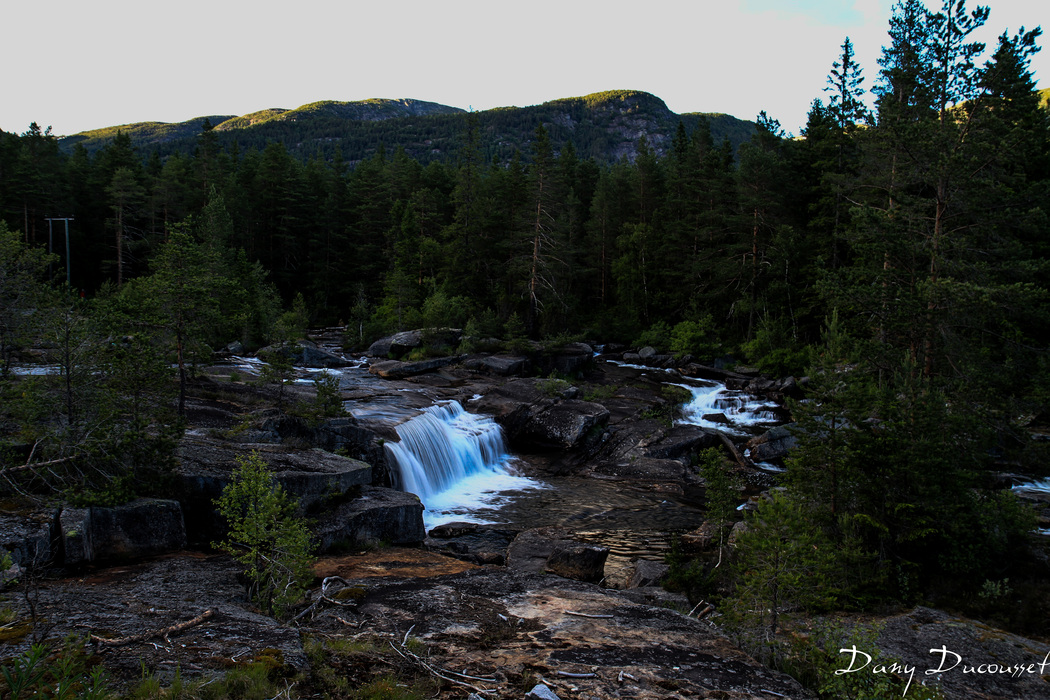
0 637 114 699
669 315 721 360
633 321 671 351
214 452 314 619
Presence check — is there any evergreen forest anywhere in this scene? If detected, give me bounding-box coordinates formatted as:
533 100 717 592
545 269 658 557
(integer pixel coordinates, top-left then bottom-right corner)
2 0 1050 672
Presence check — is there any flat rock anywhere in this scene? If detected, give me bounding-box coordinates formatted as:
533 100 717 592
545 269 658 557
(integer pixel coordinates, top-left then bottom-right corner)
307 567 809 699
865 606 1050 700
3 553 306 684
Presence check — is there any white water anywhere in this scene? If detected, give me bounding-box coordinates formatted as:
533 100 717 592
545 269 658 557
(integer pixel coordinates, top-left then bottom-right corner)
384 400 545 528
670 381 780 435
1012 477 1050 496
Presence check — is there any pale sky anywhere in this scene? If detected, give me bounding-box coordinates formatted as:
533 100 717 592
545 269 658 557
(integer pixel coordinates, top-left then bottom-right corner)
2 0 1046 138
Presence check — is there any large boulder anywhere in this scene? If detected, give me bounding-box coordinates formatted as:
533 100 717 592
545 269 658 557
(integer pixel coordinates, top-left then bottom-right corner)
0 508 56 569
507 527 609 583
366 330 422 359
258 341 351 368
424 522 519 565
254 415 388 477
534 342 593 377
368 355 461 379
462 354 528 377
474 379 609 452
746 424 799 464
58 499 186 567
174 438 372 543
628 559 670 588
520 399 610 451
312 486 425 551
366 329 463 359
546 543 609 583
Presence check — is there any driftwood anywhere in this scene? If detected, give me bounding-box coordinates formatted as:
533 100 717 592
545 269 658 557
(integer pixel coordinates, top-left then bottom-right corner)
293 576 360 622
717 432 750 468
564 611 613 619
388 641 498 695
91 609 215 647
1 454 79 475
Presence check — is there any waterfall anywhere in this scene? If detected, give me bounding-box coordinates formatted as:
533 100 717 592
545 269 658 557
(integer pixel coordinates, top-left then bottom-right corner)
384 400 513 501
383 400 543 528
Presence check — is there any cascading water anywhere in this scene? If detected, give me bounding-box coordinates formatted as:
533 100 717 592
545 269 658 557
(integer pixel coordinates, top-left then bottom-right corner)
384 400 543 527
670 381 780 435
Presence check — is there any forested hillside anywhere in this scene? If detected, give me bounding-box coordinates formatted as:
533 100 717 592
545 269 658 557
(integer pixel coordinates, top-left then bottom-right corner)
2 0 1049 653
54 91 756 165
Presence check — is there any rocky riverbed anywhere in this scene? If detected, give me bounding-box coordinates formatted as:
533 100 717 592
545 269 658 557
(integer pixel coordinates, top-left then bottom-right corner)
1 334 1048 699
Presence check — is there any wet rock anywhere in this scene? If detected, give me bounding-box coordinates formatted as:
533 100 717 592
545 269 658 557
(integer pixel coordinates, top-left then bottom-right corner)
428 521 479 538
536 342 593 377
546 543 609 583
520 399 610 451
366 330 422 359
641 424 720 460
313 486 425 550
507 527 609 583
679 363 753 382
466 356 533 377
474 379 609 452
257 415 387 473
258 341 351 368
367 329 463 359
592 457 689 482
638 346 658 359
746 424 798 463
425 524 519 566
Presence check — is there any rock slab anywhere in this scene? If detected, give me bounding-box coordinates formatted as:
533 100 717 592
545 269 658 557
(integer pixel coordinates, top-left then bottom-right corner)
312 486 425 551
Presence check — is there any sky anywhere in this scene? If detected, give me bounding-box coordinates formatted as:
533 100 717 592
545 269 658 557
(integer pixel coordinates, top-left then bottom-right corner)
2 0 1046 138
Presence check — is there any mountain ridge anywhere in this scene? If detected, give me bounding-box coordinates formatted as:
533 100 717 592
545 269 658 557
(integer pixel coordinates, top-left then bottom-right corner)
57 91 756 164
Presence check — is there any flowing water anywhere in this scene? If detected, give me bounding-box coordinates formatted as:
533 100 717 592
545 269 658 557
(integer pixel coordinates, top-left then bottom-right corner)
383 400 545 529
218 352 780 577
671 380 781 435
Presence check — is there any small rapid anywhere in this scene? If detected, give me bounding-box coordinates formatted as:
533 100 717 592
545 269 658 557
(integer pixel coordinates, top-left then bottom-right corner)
671 381 780 435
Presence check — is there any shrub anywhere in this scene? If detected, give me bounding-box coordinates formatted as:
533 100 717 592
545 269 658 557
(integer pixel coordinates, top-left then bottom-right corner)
214 452 314 619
